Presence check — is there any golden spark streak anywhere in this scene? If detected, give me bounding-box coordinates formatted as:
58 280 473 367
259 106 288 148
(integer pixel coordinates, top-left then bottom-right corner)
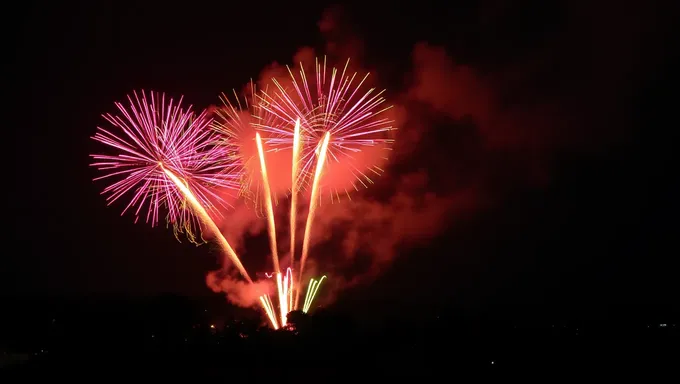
290 119 302 305
256 133 291 325
259 295 279 329
161 164 252 283
255 133 280 273
295 132 331 309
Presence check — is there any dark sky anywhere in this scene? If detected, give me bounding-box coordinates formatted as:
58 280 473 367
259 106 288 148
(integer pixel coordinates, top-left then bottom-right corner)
10 1 677 322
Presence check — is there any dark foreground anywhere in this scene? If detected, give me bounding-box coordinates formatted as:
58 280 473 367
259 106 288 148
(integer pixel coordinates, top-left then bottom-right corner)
1 297 676 378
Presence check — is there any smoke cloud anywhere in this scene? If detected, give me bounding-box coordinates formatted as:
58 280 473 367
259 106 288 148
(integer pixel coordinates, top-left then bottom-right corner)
203 3 641 310
206 270 272 308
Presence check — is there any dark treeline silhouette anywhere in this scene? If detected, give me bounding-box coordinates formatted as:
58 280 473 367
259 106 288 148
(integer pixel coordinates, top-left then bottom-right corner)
1 295 676 378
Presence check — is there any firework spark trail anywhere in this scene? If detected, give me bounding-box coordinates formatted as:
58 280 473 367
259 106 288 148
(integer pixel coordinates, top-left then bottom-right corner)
161 165 252 283
303 275 327 313
167 160 283 326
259 267 294 328
90 90 241 242
289 120 302 283
255 132 280 273
259 295 279 329
295 132 331 310
213 89 291 327
256 132 292 325
287 268 294 312
278 268 293 325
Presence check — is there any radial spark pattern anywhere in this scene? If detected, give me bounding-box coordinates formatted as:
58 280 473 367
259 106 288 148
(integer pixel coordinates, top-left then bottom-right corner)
256 57 396 201
211 81 284 214
90 90 242 242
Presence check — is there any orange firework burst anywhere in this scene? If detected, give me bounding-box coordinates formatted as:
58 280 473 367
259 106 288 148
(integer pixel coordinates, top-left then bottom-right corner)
211 81 288 216
256 56 397 202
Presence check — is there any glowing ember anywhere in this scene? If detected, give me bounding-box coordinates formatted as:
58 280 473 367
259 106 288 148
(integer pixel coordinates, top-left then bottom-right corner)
91 57 394 328
259 294 279 330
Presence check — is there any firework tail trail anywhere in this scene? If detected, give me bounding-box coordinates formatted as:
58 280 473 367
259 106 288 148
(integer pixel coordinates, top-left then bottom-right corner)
166 162 279 327
160 164 252 283
166 162 278 328
261 268 292 329
275 272 288 327
289 119 302 297
287 267 294 313
255 132 280 272
295 132 331 310
261 268 294 328
260 295 279 329
255 132 290 326
281 268 294 320
303 275 327 313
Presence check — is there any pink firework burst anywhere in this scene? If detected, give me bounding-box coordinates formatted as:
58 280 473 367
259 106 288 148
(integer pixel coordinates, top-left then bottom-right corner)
90 90 242 242
256 57 396 201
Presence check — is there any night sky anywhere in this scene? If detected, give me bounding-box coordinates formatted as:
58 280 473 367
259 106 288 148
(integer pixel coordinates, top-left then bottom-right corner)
10 1 677 323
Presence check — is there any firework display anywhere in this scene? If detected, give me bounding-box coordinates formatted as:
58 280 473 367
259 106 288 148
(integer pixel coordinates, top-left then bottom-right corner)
90 57 393 329
252 128 330 327
90 90 251 282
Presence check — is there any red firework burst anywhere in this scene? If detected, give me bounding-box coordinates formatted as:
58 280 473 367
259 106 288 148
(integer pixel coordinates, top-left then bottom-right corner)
256 57 396 200
210 81 282 213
